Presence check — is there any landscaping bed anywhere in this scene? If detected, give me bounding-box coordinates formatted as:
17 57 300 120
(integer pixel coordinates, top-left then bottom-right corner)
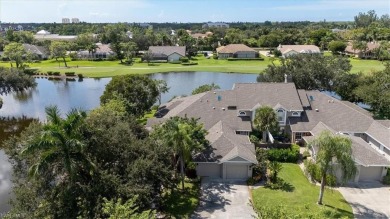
252 163 353 218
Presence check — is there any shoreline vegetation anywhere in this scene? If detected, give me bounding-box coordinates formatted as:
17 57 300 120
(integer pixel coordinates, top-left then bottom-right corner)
0 54 385 78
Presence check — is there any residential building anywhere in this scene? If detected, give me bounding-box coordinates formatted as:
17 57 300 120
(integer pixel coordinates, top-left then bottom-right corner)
62 18 70 24
202 22 229 28
71 18 80 23
216 44 257 59
77 43 115 59
277 44 321 57
344 41 380 59
34 30 77 41
23 44 49 60
148 46 186 62
147 82 390 182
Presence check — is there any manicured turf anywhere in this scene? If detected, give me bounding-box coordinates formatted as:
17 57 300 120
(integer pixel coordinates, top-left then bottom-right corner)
252 163 353 218
162 181 200 219
0 55 384 78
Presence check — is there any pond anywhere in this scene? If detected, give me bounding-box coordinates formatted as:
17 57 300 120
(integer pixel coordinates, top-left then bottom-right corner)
0 71 258 214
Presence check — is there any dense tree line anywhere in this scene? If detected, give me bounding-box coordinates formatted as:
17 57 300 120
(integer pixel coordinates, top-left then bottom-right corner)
2 75 208 218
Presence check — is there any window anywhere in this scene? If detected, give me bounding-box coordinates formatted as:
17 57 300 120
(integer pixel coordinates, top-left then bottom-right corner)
277 109 284 122
292 111 300 117
239 111 246 116
295 132 302 140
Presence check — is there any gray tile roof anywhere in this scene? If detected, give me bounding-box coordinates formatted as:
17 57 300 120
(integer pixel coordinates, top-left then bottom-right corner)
290 90 374 133
305 125 390 167
23 44 48 57
366 121 390 149
216 44 256 54
149 46 186 57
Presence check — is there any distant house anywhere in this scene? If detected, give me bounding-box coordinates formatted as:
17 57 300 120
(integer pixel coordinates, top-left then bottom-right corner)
148 46 186 62
190 31 213 39
23 44 49 60
34 30 77 41
344 42 380 59
77 43 115 59
202 22 229 28
277 45 321 57
216 44 257 59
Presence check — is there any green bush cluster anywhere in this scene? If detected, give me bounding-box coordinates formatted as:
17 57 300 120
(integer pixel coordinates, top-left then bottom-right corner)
212 53 218 59
179 57 189 63
181 62 198 66
53 72 61 76
47 71 53 75
304 160 337 187
65 72 76 76
249 135 259 143
247 177 258 185
77 74 84 79
302 150 311 159
383 169 390 185
169 61 182 64
267 144 300 163
227 57 264 61
23 68 39 75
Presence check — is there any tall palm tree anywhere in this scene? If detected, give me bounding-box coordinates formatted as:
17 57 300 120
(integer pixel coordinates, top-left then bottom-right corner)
253 106 279 143
21 106 94 184
309 131 357 205
158 117 206 191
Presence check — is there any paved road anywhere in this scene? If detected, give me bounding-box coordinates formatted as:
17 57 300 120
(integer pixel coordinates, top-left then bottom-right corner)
191 179 256 219
338 182 390 219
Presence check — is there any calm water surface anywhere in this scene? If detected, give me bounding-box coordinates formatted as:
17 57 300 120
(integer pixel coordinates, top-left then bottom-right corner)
0 72 257 214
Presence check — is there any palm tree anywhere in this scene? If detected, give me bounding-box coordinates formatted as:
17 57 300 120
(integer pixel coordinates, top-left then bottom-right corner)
157 117 207 191
21 106 94 184
253 106 279 143
309 131 357 205
268 161 282 183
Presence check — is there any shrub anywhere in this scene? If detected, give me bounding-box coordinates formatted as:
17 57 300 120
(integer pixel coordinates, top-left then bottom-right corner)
383 169 390 185
181 62 198 66
47 71 53 75
169 60 181 64
23 68 39 75
267 144 300 163
179 57 189 63
247 177 258 186
53 72 61 76
250 135 259 144
77 74 84 79
213 53 218 59
304 159 337 187
65 72 75 76
302 150 311 159
227 57 264 61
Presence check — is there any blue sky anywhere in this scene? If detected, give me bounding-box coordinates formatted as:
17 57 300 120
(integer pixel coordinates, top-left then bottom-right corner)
1 0 389 23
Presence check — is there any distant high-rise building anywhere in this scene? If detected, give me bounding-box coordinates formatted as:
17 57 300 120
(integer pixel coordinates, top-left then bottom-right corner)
71 18 80 23
62 18 70 24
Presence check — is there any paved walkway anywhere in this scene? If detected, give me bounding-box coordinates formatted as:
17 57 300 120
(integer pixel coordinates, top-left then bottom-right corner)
338 182 390 219
191 178 256 219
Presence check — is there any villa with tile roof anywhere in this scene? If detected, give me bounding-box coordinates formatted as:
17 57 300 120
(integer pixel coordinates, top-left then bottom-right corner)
216 44 257 59
277 44 321 57
148 46 186 62
147 83 390 181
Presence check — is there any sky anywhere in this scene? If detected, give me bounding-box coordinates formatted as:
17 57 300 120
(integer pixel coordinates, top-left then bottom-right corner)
1 0 389 23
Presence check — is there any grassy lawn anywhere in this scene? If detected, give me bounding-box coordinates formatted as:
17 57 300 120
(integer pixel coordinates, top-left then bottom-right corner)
0 55 384 78
0 55 270 78
162 181 200 219
137 109 156 125
252 163 353 218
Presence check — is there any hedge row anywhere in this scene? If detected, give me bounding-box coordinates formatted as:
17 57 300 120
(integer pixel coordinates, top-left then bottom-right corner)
266 144 300 163
227 58 264 61
181 62 198 66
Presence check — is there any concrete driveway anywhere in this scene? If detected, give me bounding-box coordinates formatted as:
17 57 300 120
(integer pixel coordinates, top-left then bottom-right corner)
338 182 390 219
191 178 256 219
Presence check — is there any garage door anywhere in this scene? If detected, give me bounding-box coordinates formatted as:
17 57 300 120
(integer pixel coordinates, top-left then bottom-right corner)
226 164 248 179
359 166 383 182
196 163 220 178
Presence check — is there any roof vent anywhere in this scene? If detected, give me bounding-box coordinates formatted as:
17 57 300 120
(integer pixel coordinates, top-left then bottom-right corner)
222 108 225 111
212 107 215 109
315 109 319 112
213 91 216 94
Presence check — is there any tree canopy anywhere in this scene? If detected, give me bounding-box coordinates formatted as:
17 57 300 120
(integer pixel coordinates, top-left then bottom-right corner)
0 67 36 95
309 131 356 205
257 54 351 91
4 42 27 69
100 75 159 116
253 106 279 142
191 83 220 95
